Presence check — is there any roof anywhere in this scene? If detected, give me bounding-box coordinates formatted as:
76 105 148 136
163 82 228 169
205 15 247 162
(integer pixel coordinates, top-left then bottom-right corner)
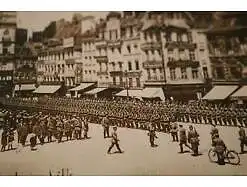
69 83 94 91
115 89 143 98
14 84 36 91
84 87 107 95
231 86 247 98
33 85 61 94
140 87 165 100
202 85 238 100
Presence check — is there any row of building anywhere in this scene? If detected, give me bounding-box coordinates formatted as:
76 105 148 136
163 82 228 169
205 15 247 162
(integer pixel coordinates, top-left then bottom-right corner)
1 11 247 102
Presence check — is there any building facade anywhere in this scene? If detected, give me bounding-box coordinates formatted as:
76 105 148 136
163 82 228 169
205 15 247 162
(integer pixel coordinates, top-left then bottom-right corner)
0 11 17 96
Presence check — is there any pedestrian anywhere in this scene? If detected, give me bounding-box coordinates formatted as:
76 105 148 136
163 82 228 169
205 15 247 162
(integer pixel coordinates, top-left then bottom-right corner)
30 133 37 151
238 126 246 154
178 124 190 153
107 126 123 154
82 118 89 139
187 125 200 156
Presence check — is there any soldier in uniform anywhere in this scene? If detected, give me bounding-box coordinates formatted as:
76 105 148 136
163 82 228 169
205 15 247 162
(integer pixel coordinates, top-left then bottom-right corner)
1 130 7 152
210 124 219 144
107 126 123 154
212 134 226 165
147 123 158 147
47 117 53 143
179 125 190 153
82 117 89 139
102 115 110 138
238 126 246 154
170 120 178 142
187 125 200 156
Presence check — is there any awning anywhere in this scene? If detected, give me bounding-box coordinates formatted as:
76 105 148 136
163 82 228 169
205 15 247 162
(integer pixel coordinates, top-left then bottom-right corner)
202 85 238 100
69 83 94 91
84 88 107 95
231 86 247 98
33 85 61 94
14 84 36 91
140 87 165 100
115 89 143 98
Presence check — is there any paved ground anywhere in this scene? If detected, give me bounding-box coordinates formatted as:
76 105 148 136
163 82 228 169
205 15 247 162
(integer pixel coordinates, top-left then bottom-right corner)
0 122 247 176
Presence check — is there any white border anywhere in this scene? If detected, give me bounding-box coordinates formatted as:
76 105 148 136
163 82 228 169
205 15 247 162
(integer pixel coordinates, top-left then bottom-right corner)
1 0 247 186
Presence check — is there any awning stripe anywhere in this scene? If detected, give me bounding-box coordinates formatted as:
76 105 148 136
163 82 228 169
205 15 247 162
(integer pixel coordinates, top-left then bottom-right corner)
69 83 94 91
202 86 238 100
33 85 61 94
231 86 247 98
84 88 107 95
115 89 143 97
14 84 36 91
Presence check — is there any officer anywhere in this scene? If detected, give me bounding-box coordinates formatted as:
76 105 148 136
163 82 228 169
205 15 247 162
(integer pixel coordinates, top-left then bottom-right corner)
147 122 158 147
107 126 123 154
179 124 190 153
82 117 89 139
187 125 200 156
238 126 246 154
212 134 226 165
102 115 110 138
170 119 178 142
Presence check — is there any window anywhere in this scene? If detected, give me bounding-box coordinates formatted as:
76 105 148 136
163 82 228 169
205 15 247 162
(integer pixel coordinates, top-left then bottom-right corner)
89 56 92 60
129 78 133 88
120 77 123 85
130 26 133 37
147 69 151 80
170 68 176 80
230 67 241 79
144 32 147 40
112 62 116 71
192 68 198 79
89 70 91 74
3 48 8 54
177 33 182 42
111 48 114 53
135 60 139 70
136 78 141 87
215 67 225 79
127 45 131 53
134 44 138 49
118 47 121 54
119 62 122 71
188 33 193 43
179 50 185 60
189 50 196 61
113 77 116 85
85 70 88 74
128 61 132 71
171 32 177 42
181 68 187 79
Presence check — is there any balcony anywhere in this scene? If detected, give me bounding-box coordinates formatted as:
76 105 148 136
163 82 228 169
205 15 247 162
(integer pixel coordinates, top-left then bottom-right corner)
165 41 197 50
109 70 124 77
146 76 165 83
94 56 108 63
97 71 108 76
140 42 162 51
126 71 142 77
95 40 107 48
167 60 199 68
143 60 163 69
107 40 122 48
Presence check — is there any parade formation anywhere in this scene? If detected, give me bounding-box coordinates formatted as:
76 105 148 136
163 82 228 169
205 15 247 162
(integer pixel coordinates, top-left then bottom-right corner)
1 96 247 168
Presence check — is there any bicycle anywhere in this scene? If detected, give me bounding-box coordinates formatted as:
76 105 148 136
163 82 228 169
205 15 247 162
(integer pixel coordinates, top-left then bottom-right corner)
208 147 240 165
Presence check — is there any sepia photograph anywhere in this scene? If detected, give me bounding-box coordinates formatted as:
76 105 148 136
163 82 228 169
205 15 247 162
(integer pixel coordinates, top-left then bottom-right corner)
0 9 247 176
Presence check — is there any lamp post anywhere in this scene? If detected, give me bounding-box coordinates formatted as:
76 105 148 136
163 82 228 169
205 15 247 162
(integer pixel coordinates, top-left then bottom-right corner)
125 70 129 98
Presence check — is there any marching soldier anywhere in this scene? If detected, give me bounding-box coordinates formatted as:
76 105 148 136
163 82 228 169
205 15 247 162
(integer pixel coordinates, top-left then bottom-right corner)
178 124 190 153
238 126 246 154
187 125 200 156
107 126 123 154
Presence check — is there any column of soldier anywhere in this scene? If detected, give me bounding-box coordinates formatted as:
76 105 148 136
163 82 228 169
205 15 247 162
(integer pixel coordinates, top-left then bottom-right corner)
1 110 90 152
1 97 247 164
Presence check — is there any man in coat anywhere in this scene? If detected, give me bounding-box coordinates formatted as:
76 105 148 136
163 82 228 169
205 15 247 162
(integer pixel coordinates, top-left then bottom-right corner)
187 125 200 156
238 126 246 154
179 125 190 153
107 126 123 154
102 115 110 138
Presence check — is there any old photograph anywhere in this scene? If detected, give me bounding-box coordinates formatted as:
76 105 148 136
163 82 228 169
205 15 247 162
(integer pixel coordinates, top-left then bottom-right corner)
0 11 247 176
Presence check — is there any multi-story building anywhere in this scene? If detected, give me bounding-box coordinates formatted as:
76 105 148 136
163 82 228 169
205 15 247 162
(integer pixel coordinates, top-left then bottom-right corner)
206 12 247 85
37 37 81 88
0 11 17 96
81 16 97 83
140 12 212 100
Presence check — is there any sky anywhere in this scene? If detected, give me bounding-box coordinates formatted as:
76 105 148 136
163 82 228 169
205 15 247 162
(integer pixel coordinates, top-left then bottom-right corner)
17 11 108 36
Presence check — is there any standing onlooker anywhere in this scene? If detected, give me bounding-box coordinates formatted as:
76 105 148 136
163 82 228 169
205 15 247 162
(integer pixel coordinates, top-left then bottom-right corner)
1 130 7 152
238 126 246 154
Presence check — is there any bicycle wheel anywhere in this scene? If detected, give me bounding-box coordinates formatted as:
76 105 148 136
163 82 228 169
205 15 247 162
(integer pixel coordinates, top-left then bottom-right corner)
227 150 240 165
208 148 218 163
